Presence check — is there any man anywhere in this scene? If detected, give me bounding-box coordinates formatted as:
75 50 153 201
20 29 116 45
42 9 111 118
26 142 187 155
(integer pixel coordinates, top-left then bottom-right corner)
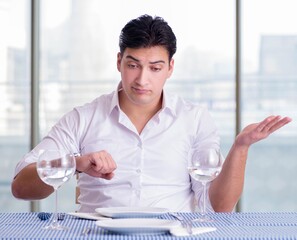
11 15 291 213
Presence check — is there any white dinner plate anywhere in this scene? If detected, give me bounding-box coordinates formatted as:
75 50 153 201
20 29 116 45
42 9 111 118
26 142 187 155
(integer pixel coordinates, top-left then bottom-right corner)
96 218 179 235
67 212 110 221
95 206 168 218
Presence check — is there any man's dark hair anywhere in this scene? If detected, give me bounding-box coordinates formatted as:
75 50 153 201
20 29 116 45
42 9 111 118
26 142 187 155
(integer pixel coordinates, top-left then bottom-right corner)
119 14 177 61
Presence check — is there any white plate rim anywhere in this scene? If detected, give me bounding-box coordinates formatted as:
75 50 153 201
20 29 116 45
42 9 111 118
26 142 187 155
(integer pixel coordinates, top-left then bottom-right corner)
67 212 110 220
95 206 169 218
95 218 179 234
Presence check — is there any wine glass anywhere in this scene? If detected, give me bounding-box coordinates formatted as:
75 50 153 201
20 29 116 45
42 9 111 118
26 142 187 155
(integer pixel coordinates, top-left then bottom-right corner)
188 148 223 222
36 149 76 230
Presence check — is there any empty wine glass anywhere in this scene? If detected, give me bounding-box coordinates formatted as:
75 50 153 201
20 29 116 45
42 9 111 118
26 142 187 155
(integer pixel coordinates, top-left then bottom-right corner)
188 148 224 222
37 149 76 230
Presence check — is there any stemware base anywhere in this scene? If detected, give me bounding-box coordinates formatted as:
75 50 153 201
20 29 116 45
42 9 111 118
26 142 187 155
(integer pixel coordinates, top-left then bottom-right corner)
192 216 214 223
43 224 69 231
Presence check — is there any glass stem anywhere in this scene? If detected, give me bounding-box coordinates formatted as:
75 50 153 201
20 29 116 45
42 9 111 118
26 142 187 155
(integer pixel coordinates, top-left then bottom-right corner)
52 189 59 227
202 182 206 217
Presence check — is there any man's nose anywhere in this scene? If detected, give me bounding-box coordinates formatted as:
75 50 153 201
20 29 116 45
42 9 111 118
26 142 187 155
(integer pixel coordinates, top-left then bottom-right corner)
136 68 149 85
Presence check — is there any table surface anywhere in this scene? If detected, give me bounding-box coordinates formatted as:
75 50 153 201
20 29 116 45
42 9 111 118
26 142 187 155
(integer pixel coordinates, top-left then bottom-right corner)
1 212 297 239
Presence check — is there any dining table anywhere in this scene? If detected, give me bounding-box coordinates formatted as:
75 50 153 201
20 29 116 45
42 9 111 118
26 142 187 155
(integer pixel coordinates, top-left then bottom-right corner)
1 211 297 239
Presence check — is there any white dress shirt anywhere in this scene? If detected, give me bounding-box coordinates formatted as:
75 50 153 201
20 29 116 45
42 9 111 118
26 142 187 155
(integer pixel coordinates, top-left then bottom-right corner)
15 87 220 213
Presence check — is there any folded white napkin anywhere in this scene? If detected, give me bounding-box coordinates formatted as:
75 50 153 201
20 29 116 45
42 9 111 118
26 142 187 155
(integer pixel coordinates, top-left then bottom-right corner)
170 226 216 236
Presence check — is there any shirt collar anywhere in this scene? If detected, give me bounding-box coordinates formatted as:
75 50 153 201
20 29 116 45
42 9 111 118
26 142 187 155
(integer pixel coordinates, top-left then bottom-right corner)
108 82 177 117
108 83 122 115
161 89 177 117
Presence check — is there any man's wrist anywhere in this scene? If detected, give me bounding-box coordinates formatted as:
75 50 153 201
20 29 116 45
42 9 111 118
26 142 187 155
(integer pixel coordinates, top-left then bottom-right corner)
73 153 82 173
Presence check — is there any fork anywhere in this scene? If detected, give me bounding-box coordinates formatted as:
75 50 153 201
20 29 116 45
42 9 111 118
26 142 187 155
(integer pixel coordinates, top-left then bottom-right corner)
169 212 193 235
82 227 91 236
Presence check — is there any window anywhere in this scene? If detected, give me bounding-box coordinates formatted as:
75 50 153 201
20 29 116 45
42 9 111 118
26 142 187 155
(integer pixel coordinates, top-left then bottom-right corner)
241 0 297 211
0 0 30 212
39 0 235 212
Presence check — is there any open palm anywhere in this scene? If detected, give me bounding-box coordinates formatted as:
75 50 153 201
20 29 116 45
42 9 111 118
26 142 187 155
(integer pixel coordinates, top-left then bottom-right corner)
236 115 292 147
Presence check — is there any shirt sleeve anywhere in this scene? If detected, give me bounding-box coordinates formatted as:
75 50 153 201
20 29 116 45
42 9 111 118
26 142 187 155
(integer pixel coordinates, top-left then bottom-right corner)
14 109 81 177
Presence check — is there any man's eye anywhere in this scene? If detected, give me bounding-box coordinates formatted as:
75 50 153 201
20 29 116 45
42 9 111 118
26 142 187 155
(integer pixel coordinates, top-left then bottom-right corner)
128 64 138 69
152 67 161 72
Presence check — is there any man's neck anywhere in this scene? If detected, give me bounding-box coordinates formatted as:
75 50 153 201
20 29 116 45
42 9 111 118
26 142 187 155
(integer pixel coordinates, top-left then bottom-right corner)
118 91 162 133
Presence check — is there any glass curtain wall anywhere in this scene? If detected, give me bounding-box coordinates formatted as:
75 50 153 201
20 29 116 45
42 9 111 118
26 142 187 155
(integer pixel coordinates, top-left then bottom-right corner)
241 0 297 211
0 0 30 212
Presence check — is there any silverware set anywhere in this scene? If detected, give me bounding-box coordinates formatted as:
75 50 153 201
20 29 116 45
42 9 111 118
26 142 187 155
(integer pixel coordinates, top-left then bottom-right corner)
168 212 193 235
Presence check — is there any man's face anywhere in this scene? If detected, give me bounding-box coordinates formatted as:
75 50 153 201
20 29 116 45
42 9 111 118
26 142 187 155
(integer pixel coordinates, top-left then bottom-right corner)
117 46 174 108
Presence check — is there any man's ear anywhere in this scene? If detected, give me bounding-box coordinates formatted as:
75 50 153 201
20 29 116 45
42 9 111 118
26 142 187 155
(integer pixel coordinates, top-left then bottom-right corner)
117 52 122 72
168 58 175 78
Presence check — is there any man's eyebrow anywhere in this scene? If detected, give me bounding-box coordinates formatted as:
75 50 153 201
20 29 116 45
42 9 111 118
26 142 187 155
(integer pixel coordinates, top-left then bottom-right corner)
126 55 140 62
149 60 166 64
125 55 165 64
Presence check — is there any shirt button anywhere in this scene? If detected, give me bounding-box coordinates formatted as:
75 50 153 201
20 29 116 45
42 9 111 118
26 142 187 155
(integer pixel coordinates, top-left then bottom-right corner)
136 169 141 174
